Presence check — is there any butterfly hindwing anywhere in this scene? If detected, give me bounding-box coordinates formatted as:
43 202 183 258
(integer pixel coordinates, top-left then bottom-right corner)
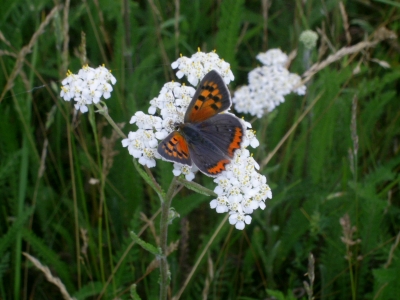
184 70 231 123
196 114 244 158
186 136 231 176
157 131 192 166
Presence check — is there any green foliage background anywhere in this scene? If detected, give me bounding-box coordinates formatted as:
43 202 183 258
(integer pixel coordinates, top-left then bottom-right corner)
0 0 399 299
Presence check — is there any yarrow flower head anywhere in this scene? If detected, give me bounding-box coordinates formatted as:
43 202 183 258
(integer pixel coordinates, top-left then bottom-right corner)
122 50 272 229
209 146 272 230
60 65 117 113
171 49 234 86
299 30 319 50
232 49 306 118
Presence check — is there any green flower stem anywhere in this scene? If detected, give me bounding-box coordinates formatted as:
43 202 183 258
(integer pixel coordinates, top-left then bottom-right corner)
95 102 126 139
94 102 163 197
94 100 175 298
159 176 179 300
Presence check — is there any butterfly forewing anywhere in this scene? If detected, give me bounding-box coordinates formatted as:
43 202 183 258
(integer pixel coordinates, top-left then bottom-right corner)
184 70 231 123
157 131 192 166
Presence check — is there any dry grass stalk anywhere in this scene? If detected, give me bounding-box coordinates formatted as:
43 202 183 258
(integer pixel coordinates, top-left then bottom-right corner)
172 214 229 300
0 5 62 103
303 252 315 300
317 22 336 53
317 29 328 62
23 252 76 300
92 0 111 47
174 0 181 58
262 0 270 50
98 209 162 299
38 139 49 178
202 255 214 300
351 95 359 156
0 50 17 58
285 49 298 69
101 123 124 177
0 30 12 47
147 0 172 79
340 214 361 260
61 0 71 75
339 1 351 45
340 214 360 247
140 212 159 245
302 27 397 85
80 228 89 257
384 231 400 269
178 217 190 284
261 92 324 168
74 31 88 66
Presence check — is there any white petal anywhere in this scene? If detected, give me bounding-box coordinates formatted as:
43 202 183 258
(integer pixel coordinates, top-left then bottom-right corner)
210 200 218 209
171 61 179 69
244 215 252 224
216 206 228 213
251 139 260 148
173 169 181 176
155 131 168 140
235 221 245 230
185 172 195 181
229 214 238 225
121 138 130 147
148 106 156 115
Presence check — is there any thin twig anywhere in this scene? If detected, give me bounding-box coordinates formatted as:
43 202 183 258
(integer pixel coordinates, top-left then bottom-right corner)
260 92 324 168
384 231 400 268
301 27 396 85
147 0 173 80
339 1 351 45
61 0 71 75
174 0 180 58
261 0 269 51
159 177 180 300
172 214 229 300
0 5 62 103
23 253 76 300
97 209 161 299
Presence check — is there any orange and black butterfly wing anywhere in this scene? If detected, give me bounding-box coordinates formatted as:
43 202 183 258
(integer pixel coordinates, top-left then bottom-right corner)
196 114 244 159
184 70 231 124
187 137 231 176
157 131 192 166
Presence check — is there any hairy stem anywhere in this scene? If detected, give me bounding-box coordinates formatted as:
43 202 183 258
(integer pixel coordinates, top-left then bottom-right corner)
159 177 179 299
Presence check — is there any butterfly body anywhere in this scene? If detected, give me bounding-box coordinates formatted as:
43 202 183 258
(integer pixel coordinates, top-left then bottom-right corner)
158 70 244 176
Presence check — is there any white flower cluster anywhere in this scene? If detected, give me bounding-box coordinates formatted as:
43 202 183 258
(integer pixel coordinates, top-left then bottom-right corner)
232 49 306 118
122 81 199 177
171 49 234 86
123 50 236 178
122 51 272 230
60 65 117 113
210 137 272 230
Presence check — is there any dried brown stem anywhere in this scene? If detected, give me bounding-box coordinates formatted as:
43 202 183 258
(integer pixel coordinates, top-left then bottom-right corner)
23 253 75 300
301 27 397 85
0 5 62 103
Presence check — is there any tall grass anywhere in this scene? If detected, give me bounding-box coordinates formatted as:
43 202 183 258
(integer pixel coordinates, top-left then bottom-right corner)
0 0 399 299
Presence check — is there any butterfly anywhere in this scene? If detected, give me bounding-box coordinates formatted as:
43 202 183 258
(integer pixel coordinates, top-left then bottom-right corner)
157 70 244 176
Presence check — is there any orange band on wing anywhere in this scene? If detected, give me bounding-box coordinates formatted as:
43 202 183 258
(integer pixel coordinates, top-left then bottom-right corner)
162 133 190 160
227 127 243 157
207 159 230 175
